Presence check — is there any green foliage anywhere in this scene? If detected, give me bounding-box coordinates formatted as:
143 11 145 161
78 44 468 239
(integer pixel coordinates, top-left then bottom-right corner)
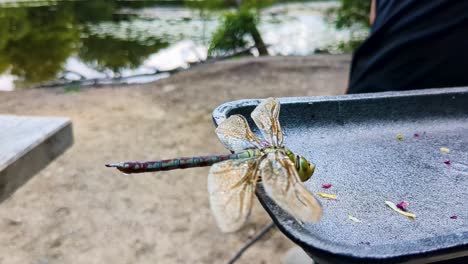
0 0 170 85
0 5 79 86
71 0 116 23
335 38 366 53
208 9 258 56
326 0 371 53
204 0 280 56
79 35 168 73
329 0 371 29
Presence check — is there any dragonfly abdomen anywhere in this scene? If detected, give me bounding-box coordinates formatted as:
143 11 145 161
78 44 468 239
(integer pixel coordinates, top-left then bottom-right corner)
106 149 262 174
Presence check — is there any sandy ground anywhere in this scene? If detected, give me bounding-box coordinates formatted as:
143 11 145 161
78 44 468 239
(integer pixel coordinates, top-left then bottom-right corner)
0 55 349 264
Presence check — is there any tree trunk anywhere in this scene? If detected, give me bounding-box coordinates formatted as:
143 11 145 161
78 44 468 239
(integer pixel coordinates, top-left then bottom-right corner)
236 0 268 56
249 26 269 56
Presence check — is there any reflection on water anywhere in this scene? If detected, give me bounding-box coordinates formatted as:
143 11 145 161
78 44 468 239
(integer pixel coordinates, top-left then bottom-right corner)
0 0 350 91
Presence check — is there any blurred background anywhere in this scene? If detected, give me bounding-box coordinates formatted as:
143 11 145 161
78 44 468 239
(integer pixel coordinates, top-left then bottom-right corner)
0 1 368 263
0 0 369 90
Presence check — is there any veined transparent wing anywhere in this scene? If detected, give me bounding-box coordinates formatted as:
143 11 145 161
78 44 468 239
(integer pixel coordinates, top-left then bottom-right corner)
215 115 263 152
259 152 322 223
251 98 283 147
208 158 260 232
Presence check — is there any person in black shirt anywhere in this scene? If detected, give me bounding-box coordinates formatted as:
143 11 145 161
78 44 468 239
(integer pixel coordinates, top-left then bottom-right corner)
346 0 468 94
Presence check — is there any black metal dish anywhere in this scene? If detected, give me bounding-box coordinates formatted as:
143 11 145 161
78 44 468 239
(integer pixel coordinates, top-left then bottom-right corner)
212 87 468 264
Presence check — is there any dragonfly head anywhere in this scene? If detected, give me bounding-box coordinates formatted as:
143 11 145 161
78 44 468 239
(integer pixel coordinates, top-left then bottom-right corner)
296 155 315 182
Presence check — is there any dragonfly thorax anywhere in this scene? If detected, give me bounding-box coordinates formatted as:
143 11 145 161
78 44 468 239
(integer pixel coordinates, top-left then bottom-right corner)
256 147 315 182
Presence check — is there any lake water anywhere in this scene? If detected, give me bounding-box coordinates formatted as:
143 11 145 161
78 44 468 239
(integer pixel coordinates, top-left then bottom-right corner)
0 0 353 91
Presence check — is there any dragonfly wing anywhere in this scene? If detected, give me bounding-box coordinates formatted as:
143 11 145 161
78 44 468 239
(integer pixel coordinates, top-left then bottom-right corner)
251 97 283 147
216 115 263 152
259 152 322 223
208 158 259 232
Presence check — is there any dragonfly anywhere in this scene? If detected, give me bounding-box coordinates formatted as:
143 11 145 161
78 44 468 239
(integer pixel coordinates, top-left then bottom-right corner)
106 98 322 232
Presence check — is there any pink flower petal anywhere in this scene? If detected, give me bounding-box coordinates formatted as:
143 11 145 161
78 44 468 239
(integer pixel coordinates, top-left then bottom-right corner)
321 183 332 189
396 201 409 211
413 133 420 138
450 215 458 219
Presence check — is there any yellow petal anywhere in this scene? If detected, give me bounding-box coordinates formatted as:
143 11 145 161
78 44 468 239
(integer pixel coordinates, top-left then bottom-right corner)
396 134 404 141
317 192 337 200
348 215 362 223
385 201 416 219
440 147 450 153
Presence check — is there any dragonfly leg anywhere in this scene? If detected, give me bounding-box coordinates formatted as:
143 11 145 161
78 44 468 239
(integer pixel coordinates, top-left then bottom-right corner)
227 222 276 264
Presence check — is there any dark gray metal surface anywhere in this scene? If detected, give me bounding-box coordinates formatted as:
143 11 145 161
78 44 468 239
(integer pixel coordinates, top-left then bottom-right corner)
212 87 468 263
0 116 73 203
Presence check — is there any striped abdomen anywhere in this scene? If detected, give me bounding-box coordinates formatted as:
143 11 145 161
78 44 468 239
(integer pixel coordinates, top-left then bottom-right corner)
106 149 262 174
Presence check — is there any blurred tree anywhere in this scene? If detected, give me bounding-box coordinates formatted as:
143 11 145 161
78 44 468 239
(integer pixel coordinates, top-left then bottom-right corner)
0 5 79 86
71 0 116 23
327 0 371 52
0 8 29 74
208 9 268 56
192 0 272 57
331 0 371 29
68 0 169 74
0 0 169 85
79 35 168 74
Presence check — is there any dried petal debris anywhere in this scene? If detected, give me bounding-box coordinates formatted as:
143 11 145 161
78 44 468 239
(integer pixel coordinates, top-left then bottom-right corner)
385 201 416 219
317 192 337 200
396 201 409 211
348 215 362 223
440 147 450 153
